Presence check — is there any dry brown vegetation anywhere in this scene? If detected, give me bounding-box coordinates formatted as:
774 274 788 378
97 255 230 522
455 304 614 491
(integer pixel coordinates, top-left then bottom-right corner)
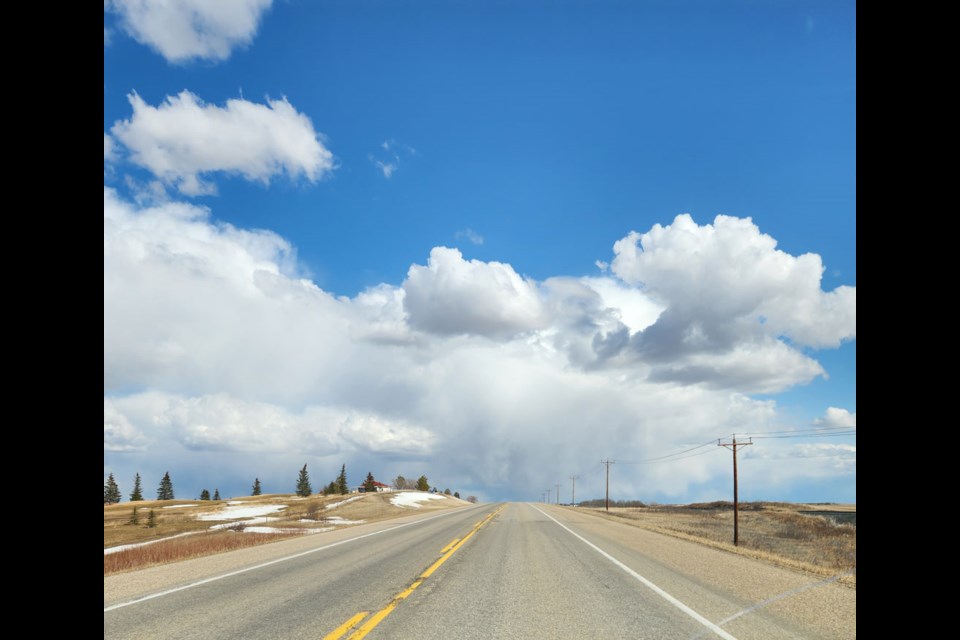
104 491 467 576
579 501 856 587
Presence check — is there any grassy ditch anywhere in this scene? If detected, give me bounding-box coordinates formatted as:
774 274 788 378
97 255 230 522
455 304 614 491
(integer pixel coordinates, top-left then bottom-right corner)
581 501 856 587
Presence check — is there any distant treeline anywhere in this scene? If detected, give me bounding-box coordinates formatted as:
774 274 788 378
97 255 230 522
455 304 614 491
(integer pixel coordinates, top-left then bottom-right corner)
578 499 647 508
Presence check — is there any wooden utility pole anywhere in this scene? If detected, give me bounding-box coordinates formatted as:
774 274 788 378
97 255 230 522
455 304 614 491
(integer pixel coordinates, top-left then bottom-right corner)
601 459 615 511
546 488 551 504
718 435 752 546
570 475 578 506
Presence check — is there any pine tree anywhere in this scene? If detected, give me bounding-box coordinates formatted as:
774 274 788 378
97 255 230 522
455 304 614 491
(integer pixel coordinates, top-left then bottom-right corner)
323 481 337 495
362 472 377 493
128 506 139 525
336 464 348 495
130 472 143 501
147 509 157 528
104 473 121 504
296 464 312 497
443 488 452 495
454 491 460 499
200 489 210 500
416 475 430 491
213 488 221 500
252 478 262 496
157 471 175 500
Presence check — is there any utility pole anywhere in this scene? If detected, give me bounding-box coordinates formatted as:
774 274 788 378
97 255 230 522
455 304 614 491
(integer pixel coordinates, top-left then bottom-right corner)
601 459 615 511
718 435 752 546
546 488 551 504
556 483 561 505
570 475 578 506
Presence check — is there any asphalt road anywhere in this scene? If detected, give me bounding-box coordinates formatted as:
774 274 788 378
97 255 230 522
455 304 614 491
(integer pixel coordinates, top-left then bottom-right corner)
104 503 855 639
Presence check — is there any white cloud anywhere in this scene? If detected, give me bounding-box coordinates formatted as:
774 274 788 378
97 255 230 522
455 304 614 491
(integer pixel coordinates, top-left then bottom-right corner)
455 228 485 246
110 91 334 196
104 191 854 503
107 0 273 63
609 214 856 391
372 157 397 179
104 133 117 162
815 407 856 429
402 247 548 338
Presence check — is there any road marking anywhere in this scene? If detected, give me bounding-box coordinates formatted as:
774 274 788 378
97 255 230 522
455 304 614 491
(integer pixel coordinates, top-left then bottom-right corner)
439 537 460 553
530 504 738 640
701 568 856 633
104 505 483 612
344 504 505 639
323 612 369 640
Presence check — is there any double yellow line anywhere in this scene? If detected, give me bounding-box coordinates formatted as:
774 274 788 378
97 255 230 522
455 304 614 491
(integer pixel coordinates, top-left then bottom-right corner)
324 505 506 640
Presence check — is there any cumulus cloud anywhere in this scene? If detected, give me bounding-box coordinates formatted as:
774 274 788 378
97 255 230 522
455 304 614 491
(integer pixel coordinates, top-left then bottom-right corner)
104 191 854 502
106 0 273 63
815 407 856 429
609 214 856 392
403 247 549 338
110 91 334 196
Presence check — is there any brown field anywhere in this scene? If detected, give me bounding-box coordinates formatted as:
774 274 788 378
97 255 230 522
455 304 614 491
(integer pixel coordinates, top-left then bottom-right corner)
577 501 856 587
104 491 466 576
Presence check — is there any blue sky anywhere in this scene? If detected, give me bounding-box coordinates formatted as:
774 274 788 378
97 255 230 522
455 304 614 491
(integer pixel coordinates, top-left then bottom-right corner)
104 1 855 505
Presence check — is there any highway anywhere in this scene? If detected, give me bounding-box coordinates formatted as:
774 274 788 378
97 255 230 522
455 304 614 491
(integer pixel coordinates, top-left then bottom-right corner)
104 503 855 639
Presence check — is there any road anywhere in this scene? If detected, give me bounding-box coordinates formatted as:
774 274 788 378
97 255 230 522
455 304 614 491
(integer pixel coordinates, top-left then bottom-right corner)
104 503 855 639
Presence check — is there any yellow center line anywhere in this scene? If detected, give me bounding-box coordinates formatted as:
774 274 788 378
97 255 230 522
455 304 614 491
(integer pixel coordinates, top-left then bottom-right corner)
323 611 369 640
439 538 460 553
341 504 506 639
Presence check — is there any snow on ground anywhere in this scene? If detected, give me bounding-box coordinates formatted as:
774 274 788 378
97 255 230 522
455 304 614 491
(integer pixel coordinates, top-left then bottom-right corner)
195 503 287 521
391 492 447 508
325 495 365 509
242 526 331 534
104 532 200 555
163 503 199 508
324 516 366 524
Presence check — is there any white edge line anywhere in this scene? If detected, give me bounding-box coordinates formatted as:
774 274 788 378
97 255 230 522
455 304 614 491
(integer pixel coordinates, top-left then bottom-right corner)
104 505 482 613
529 504 738 640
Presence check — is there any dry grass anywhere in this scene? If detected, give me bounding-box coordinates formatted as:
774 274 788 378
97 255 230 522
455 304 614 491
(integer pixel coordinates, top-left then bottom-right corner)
104 528 304 574
579 501 856 587
104 491 468 575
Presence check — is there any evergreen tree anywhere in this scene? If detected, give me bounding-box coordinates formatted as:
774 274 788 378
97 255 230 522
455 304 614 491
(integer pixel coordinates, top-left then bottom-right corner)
147 509 157 528
128 506 139 525
336 464 348 495
104 473 121 504
323 481 338 495
130 472 143 501
200 489 210 500
157 471 175 500
213 488 221 500
252 478 262 496
443 488 452 495
296 464 312 497
454 491 460 499
362 472 377 493
416 475 430 491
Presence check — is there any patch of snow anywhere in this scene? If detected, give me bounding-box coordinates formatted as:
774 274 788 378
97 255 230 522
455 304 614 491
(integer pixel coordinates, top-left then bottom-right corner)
196 504 287 521
390 492 447 509
241 526 328 535
324 516 366 524
163 503 199 509
325 495 365 510
104 531 200 555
